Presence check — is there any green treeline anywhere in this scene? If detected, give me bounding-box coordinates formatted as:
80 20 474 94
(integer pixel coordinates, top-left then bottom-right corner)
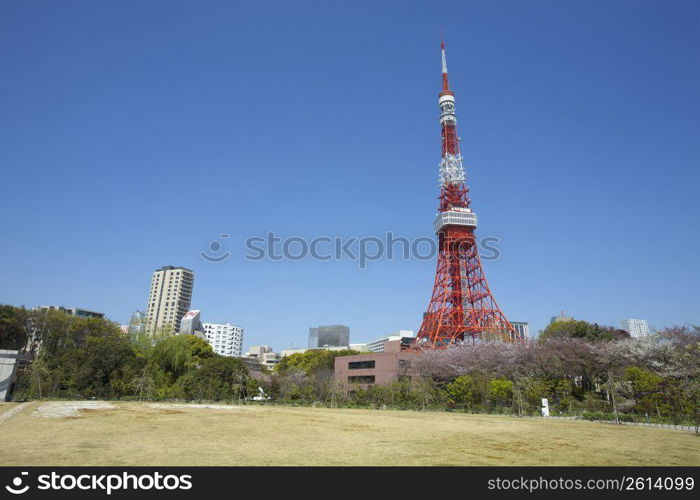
1 305 698 425
2 306 251 402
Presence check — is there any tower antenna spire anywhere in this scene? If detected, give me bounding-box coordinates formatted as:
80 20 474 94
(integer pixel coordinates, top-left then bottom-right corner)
441 38 450 93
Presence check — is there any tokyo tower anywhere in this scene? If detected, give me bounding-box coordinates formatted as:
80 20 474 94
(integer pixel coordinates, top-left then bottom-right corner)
415 41 522 347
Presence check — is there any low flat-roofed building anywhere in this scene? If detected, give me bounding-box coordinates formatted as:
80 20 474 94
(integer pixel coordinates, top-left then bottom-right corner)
35 305 105 319
334 339 419 389
281 348 308 357
245 346 280 368
365 330 415 353
260 351 280 368
68 307 105 319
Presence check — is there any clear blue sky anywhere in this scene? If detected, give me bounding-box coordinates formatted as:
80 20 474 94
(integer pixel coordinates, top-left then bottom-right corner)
1 1 698 350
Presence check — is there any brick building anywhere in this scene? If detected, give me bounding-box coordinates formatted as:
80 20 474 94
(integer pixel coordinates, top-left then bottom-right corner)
334 339 420 389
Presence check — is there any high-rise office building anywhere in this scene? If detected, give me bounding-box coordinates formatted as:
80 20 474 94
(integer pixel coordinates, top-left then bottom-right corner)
128 310 147 336
145 266 194 335
621 318 650 338
511 322 530 339
203 322 244 357
308 325 350 348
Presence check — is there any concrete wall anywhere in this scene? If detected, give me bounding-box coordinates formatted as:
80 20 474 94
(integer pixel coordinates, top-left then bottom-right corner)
0 350 20 402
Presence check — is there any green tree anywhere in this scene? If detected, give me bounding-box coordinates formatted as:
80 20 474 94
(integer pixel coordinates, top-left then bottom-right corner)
489 378 514 406
521 377 551 412
539 320 627 342
553 379 576 412
445 375 475 408
624 366 662 411
0 305 28 351
178 356 249 401
275 349 359 376
73 330 140 398
20 311 135 398
149 335 214 378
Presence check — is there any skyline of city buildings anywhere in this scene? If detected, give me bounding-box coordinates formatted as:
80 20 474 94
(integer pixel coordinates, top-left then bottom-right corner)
23 301 660 350
24 292 659 356
20 299 573 355
25 281 659 364
145 266 194 335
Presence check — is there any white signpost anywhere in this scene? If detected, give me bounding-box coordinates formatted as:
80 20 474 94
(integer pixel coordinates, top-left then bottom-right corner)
252 386 270 401
541 398 550 417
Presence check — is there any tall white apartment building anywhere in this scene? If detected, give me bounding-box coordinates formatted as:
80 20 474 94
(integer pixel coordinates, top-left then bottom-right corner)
203 323 244 357
145 266 194 335
621 318 650 338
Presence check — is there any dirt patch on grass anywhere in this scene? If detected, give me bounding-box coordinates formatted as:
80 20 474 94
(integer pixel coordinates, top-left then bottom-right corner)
33 401 116 418
146 403 249 411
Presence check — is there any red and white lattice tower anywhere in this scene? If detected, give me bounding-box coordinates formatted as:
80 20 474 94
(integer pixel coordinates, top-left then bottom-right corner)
415 41 522 347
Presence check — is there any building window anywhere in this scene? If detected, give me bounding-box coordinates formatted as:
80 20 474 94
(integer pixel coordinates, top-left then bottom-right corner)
348 375 375 384
348 360 375 370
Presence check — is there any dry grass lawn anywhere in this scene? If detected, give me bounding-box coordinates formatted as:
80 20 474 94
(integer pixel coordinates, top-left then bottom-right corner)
0 401 697 466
